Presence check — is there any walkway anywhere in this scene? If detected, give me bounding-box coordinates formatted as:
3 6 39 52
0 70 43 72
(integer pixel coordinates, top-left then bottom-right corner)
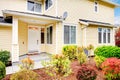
6 53 51 74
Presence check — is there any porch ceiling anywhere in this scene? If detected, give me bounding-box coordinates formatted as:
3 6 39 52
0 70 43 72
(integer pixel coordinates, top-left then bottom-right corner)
19 17 55 25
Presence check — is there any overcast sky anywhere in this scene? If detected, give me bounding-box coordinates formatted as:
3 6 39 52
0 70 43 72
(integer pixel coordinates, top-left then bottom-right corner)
110 0 120 24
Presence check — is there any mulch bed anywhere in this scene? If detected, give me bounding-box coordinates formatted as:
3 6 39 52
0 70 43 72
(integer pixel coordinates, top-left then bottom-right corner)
3 57 104 80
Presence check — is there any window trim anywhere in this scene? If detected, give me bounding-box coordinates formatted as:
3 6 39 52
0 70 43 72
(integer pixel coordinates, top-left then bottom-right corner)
27 0 42 13
98 27 111 44
63 23 77 45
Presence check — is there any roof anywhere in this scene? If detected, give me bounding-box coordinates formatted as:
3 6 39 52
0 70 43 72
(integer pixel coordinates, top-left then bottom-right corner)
2 10 62 21
79 19 114 27
101 0 120 7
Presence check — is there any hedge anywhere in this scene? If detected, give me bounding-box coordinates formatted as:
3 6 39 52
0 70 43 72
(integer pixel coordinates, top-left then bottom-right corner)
94 46 120 58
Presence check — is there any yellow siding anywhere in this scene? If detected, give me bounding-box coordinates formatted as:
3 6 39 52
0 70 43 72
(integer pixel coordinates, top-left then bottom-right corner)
0 0 27 16
55 0 115 53
18 20 28 55
0 26 12 52
86 25 98 48
57 0 114 24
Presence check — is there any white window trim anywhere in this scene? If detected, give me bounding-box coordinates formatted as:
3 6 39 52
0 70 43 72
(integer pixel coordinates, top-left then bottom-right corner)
63 23 77 45
44 0 54 12
94 0 99 13
27 0 42 13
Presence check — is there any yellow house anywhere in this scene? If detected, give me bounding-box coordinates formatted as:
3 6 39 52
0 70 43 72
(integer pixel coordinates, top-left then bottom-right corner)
0 0 119 62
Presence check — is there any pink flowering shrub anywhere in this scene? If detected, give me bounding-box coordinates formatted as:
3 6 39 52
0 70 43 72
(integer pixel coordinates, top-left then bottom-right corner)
101 57 120 80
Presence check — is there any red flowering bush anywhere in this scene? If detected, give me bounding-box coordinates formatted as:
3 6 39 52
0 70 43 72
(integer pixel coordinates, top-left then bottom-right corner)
101 57 120 80
76 64 97 80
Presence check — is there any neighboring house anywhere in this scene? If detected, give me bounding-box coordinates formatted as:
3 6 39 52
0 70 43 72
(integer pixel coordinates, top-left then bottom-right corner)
0 0 119 61
115 27 120 46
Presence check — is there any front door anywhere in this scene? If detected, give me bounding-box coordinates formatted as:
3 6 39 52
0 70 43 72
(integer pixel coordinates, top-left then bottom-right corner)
28 27 39 53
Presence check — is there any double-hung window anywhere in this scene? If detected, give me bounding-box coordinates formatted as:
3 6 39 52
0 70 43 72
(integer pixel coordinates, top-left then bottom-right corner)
98 28 111 44
27 0 42 13
45 0 53 10
47 26 52 44
64 25 76 44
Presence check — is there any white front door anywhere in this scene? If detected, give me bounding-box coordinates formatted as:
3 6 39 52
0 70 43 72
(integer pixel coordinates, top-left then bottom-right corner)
28 27 39 52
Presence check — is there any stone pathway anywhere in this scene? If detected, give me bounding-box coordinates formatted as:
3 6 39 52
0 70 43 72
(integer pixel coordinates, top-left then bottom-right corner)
6 53 51 74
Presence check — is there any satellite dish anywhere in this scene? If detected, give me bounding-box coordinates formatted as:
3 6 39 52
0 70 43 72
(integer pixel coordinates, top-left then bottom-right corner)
63 11 68 20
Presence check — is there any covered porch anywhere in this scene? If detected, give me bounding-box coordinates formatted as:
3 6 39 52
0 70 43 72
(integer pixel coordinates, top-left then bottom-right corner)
2 10 62 62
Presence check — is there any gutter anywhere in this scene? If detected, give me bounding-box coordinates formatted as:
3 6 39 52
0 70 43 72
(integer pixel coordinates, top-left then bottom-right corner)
0 22 12 26
2 10 63 22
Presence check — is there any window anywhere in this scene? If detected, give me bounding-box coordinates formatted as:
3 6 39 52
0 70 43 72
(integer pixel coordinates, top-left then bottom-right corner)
98 28 102 43
103 29 106 43
64 25 76 44
41 28 45 44
27 0 42 13
47 26 52 44
98 28 111 43
107 29 111 43
45 0 53 10
94 1 98 12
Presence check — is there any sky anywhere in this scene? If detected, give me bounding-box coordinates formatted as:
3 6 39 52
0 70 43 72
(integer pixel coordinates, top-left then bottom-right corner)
110 0 120 24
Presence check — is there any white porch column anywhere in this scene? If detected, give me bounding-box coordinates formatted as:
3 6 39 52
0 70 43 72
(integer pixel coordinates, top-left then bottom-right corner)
82 25 87 47
11 16 19 62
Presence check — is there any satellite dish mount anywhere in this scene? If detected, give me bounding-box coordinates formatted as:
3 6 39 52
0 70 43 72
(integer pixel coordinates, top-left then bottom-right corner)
63 11 68 20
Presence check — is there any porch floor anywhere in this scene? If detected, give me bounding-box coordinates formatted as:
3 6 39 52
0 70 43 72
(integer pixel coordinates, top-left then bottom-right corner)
6 52 51 74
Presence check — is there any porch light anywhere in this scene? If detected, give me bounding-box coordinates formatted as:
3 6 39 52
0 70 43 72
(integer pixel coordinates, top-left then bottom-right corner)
29 27 38 30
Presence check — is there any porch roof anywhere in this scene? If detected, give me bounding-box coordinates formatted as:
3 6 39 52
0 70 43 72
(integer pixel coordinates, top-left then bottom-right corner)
2 10 62 25
79 19 114 27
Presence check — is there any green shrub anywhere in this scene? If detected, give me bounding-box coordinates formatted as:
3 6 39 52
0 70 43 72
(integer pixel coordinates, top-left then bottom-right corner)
87 44 94 50
77 52 87 65
42 54 71 79
10 69 39 80
94 46 120 58
0 50 10 65
0 61 6 80
94 55 106 68
63 45 77 60
76 64 97 80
